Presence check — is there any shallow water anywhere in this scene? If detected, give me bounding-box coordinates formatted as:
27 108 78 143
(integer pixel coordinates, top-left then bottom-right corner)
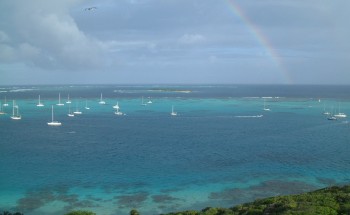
0 85 350 215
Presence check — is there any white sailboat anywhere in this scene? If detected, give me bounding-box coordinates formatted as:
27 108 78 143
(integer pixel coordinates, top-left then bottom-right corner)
48 105 62 126
170 105 177 116
327 106 337 120
11 100 21 120
67 104 74 117
57 93 64 106
0 101 5 115
3 96 8 107
113 101 120 109
36 95 44 107
263 99 270 111
141 96 147 106
323 103 330 115
66 94 72 104
85 100 90 110
147 97 153 104
114 102 123 115
99 93 106 105
73 102 82 115
334 103 347 118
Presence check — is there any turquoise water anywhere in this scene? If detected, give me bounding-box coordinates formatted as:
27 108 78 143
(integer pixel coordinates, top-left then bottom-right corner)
1 85 350 215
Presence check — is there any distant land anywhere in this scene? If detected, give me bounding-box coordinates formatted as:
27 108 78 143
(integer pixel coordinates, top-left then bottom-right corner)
148 88 192 93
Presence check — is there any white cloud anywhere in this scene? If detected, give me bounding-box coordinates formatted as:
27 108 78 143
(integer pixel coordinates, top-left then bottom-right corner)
0 0 107 70
178 34 206 44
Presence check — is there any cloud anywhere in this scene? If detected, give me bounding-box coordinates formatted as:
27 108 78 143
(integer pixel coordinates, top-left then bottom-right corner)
0 0 107 71
178 34 206 44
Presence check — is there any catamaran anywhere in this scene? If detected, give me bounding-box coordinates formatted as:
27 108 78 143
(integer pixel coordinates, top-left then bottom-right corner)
57 93 64 106
48 105 62 126
11 100 21 120
36 95 44 107
99 93 106 105
171 105 177 116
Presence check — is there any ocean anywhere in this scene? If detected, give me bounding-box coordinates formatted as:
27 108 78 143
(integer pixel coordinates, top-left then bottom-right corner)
0 85 350 215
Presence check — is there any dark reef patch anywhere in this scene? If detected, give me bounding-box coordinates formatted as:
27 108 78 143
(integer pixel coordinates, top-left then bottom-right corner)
114 192 149 209
209 180 317 204
151 194 181 203
15 186 101 213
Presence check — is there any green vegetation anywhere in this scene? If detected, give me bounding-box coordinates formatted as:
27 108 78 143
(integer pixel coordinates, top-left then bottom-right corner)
0 212 23 215
161 185 350 215
130 209 140 215
64 210 96 215
5 185 350 215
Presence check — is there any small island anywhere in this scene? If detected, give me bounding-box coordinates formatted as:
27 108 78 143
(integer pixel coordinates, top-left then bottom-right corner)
148 88 192 93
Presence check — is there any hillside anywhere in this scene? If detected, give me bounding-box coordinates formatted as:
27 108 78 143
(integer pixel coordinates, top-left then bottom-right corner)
160 185 350 215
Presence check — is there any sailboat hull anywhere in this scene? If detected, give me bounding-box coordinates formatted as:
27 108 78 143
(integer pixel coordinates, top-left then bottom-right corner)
47 121 62 126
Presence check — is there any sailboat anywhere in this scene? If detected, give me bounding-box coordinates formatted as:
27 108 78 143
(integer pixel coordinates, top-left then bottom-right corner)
67 104 74 117
73 102 82 115
334 103 347 118
57 93 64 106
66 94 72 104
263 99 270 111
147 97 153 104
3 96 8 107
48 105 62 126
141 96 147 106
323 103 330 115
113 101 120 109
0 102 5 115
99 93 106 105
114 102 123 115
36 95 44 107
11 100 21 120
170 105 177 116
85 100 90 110
327 106 337 120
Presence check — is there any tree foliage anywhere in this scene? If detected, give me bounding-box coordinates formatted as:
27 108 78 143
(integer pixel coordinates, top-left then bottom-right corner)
64 210 96 215
161 185 350 215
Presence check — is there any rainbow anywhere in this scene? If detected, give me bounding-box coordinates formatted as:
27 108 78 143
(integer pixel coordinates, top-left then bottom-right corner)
225 0 292 84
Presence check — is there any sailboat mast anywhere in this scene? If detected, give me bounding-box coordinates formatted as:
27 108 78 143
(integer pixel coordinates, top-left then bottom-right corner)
52 105 54 122
12 100 15 116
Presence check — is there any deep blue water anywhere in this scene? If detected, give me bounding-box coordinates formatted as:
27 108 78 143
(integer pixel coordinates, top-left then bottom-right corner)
1 85 350 215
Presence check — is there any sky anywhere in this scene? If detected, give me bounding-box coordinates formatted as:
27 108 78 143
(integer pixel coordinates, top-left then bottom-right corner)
1 0 350 85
